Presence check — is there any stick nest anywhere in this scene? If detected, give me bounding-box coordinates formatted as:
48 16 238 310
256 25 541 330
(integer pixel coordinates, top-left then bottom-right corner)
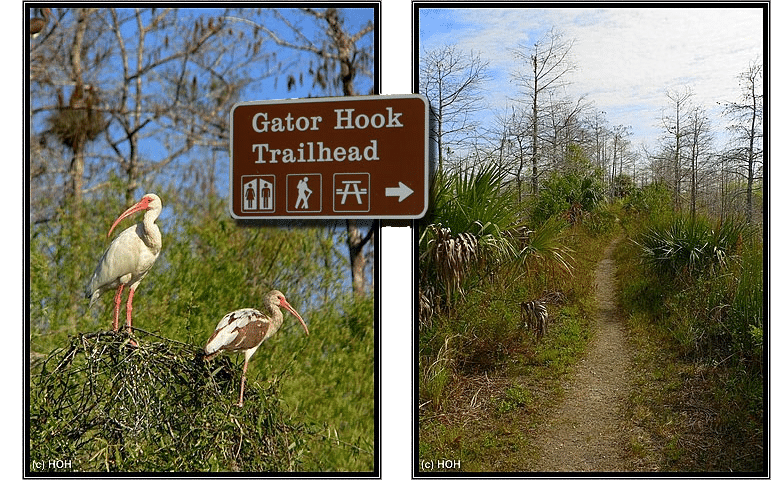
29 330 313 473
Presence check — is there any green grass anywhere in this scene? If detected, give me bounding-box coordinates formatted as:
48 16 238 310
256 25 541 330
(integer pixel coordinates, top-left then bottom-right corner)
418 220 609 473
494 384 532 414
615 222 765 473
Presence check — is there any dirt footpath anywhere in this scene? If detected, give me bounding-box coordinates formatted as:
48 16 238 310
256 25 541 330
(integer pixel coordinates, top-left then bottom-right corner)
529 237 633 472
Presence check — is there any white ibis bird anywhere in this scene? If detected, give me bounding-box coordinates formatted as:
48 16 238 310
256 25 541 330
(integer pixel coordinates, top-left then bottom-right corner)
85 194 163 334
204 290 309 407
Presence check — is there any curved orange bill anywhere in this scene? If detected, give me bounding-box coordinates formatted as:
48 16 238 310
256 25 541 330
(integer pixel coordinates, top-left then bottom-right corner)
107 198 151 238
280 300 309 335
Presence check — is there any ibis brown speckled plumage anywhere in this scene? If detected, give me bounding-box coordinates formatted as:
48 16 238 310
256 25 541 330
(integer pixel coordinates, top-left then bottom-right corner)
204 290 309 407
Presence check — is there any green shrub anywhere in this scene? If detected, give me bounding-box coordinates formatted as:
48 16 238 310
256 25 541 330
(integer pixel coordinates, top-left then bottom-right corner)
623 182 673 220
583 208 618 235
530 171 605 225
628 214 762 364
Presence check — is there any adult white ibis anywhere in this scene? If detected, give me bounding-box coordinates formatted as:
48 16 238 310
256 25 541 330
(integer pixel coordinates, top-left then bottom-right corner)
85 193 163 334
204 290 309 407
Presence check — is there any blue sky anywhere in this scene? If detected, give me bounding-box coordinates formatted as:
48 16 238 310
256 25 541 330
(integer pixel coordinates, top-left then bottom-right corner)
25 6 377 300
26 6 376 258
417 6 765 152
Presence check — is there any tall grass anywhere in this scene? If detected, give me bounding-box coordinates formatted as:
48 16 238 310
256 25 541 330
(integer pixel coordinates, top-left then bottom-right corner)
632 214 761 363
419 335 457 412
616 211 765 472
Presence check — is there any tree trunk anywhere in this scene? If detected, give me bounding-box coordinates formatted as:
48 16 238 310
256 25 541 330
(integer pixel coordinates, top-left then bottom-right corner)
66 8 93 206
347 220 369 297
324 7 374 297
745 83 757 224
531 55 539 195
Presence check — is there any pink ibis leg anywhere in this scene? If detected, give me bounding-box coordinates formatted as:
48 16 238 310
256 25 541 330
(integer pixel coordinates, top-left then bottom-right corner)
113 284 125 332
237 357 250 407
126 286 136 333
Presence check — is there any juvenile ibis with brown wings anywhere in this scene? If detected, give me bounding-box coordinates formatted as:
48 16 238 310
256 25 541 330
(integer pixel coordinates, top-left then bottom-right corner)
85 193 163 335
204 290 309 407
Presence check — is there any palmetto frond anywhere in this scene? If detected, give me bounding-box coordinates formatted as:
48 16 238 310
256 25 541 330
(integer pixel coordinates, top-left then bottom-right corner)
521 299 549 339
420 223 480 306
517 216 574 276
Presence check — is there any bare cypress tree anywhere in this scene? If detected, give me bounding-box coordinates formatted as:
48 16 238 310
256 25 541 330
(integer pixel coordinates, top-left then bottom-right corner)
419 45 489 172
722 60 763 224
685 105 713 219
510 27 576 194
30 8 251 212
43 8 107 207
661 87 693 211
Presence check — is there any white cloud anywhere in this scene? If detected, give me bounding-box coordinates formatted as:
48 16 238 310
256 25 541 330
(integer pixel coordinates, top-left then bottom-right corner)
419 6 764 149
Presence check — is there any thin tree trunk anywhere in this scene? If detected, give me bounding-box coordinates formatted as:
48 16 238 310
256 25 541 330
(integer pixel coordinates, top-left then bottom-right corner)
347 221 368 297
746 86 757 223
531 55 539 195
66 8 93 206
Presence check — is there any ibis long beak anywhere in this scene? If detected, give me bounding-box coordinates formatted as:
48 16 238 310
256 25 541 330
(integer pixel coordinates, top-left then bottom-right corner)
108 198 151 238
280 301 309 335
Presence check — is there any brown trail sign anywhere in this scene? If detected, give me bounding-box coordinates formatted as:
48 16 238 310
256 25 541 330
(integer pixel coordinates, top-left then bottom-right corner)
230 94 429 219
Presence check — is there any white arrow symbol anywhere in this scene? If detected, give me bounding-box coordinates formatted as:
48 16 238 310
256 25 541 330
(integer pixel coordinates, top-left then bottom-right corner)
385 182 414 202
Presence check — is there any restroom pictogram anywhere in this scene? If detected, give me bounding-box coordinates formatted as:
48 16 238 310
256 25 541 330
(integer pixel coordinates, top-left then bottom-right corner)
242 175 275 212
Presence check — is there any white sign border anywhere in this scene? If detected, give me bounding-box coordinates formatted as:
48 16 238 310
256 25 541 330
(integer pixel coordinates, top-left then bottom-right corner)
229 94 429 220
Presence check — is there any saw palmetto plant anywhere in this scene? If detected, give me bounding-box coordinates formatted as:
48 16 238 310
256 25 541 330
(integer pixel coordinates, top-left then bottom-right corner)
418 164 521 320
418 163 577 324
516 216 574 278
634 215 753 278
419 224 479 309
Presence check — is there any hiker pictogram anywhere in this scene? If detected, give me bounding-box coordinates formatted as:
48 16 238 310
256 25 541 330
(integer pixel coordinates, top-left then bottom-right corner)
286 174 322 213
296 177 313 208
